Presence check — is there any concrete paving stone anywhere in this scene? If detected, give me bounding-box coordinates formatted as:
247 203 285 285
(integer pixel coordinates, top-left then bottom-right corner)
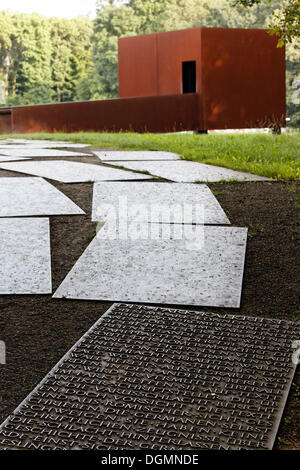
93 150 180 161
0 155 31 162
0 177 84 217
5 139 89 148
53 224 247 308
92 181 230 225
0 302 298 450
0 148 90 158
0 217 52 294
115 160 270 182
0 161 153 183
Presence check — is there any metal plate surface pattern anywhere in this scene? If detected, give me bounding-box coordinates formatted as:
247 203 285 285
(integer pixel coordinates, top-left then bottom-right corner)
0 303 298 450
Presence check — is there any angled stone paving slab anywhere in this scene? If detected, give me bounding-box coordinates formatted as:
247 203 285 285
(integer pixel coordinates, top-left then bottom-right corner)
0 161 153 183
0 144 89 150
53 225 247 308
0 303 298 450
94 150 180 161
0 155 31 162
0 177 84 217
0 217 51 294
0 148 90 158
116 160 270 182
92 181 230 225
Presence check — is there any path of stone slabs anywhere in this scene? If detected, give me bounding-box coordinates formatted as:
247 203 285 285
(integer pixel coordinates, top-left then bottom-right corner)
3 145 281 451
55 180 247 308
0 173 84 294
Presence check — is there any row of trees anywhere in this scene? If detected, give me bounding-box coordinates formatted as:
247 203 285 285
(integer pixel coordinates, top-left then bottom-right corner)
0 11 93 105
0 1 299 125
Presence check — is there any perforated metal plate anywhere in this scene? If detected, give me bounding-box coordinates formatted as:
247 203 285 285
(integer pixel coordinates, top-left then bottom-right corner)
0 303 298 450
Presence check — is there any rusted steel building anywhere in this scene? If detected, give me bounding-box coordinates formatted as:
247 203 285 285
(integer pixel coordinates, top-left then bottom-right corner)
0 27 285 134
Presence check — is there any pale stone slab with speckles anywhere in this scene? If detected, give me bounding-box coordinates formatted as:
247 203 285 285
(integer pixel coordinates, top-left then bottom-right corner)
53 224 247 308
0 148 90 158
0 155 31 162
94 150 180 161
92 181 230 225
0 161 153 183
116 160 270 182
0 177 84 217
0 217 52 294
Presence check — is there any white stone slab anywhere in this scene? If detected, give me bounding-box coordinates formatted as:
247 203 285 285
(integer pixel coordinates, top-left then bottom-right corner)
0 217 52 294
94 150 180 161
0 155 31 162
92 182 230 225
0 141 89 149
0 177 84 217
116 160 270 182
53 225 247 308
0 148 90 158
0 143 87 152
0 161 153 183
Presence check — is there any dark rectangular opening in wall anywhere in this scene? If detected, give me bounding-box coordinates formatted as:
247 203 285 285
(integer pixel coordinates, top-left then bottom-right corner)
182 61 196 94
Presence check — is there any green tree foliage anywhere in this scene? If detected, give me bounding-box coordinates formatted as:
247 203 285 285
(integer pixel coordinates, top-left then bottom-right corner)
233 1 300 45
0 10 93 106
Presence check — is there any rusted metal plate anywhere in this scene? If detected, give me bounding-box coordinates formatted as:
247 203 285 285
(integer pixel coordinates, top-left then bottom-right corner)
118 33 158 98
9 94 199 134
0 109 12 134
118 27 285 130
0 303 298 450
201 28 286 129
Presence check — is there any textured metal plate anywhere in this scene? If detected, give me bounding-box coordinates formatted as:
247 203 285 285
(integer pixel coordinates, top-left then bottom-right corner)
0 303 298 450
0 161 153 183
116 161 269 182
0 217 51 294
0 177 84 217
53 225 247 308
92 181 230 225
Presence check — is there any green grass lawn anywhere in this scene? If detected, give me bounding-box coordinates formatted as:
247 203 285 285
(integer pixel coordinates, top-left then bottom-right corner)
1 131 299 180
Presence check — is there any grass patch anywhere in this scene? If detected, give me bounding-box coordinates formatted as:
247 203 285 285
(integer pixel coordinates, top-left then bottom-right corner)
1 131 299 180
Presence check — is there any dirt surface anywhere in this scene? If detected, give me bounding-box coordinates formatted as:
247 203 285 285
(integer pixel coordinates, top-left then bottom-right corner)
0 152 299 450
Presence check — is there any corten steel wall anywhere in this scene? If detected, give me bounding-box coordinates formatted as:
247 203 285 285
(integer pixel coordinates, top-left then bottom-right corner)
118 28 202 97
118 27 286 129
0 109 12 134
4 94 199 134
201 28 286 129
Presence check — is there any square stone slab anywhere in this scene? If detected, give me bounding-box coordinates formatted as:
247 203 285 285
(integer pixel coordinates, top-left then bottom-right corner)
0 217 51 294
0 177 84 217
0 303 298 450
53 225 247 308
94 150 180 161
0 148 90 158
116 160 269 182
92 182 230 225
0 161 153 183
